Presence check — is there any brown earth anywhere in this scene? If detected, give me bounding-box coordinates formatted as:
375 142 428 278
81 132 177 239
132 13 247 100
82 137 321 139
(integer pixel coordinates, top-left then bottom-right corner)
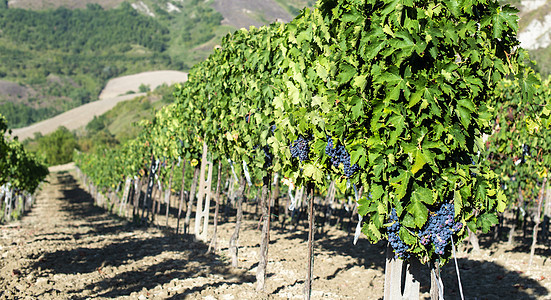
1 169 551 299
0 80 33 101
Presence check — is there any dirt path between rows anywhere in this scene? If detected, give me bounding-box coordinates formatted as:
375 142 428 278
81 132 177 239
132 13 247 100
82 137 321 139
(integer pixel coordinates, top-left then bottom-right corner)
1 170 551 299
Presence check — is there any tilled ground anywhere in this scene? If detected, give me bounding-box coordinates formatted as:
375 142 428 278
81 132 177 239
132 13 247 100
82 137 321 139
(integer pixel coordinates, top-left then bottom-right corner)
1 170 550 299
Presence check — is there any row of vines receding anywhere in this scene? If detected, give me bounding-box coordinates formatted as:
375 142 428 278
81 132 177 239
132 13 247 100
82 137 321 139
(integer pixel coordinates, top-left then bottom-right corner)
0 114 49 224
74 0 551 298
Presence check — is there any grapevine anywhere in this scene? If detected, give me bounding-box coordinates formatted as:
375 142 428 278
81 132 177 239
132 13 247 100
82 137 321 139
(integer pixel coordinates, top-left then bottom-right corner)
70 0 551 297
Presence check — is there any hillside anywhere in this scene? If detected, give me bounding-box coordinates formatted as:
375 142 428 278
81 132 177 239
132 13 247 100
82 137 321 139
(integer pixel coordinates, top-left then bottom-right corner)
516 0 551 74
0 0 312 129
0 1 219 129
11 70 188 140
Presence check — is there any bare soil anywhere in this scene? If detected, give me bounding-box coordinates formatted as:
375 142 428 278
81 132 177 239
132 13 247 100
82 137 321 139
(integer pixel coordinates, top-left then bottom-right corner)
0 80 33 101
1 170 550 299
98 71 188 100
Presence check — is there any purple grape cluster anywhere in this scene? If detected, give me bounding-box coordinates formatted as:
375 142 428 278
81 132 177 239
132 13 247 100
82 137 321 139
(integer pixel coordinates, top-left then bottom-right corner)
325 137 359 177
417 203 463 255
290 136 310 162
263 146 273 167
387 208 410 259
521 144 530 163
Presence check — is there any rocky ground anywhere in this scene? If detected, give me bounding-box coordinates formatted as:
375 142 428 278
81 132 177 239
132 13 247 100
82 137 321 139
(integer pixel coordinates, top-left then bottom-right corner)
1 169 551 299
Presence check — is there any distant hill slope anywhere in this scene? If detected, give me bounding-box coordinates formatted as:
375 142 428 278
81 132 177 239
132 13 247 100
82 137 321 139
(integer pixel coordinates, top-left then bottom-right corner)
7 0 125 9
98 70 187 100
211 0 292 29
515 0 551 74
0 0 311 129
11 70 188 140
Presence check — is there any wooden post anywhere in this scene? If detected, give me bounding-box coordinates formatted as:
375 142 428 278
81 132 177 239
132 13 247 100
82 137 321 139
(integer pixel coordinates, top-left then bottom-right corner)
256 174 272 291
402 258 421 300
272 173 280 225
143 157 157 222
230 178 246 268
195 142 213 242
177 160 187 234
383 245 403 300
430 260 444 300
304 184 315 300
132 177 142 220
542 183 551 241
323 180 336 232
208 160 223 254
120 177 132 217
529 177 547 267
165 161 175 227
184 166 200 235
468 228 480 253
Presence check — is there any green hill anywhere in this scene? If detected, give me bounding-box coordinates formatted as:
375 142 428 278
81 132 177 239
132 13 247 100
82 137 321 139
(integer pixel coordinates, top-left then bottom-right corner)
0 1 223 128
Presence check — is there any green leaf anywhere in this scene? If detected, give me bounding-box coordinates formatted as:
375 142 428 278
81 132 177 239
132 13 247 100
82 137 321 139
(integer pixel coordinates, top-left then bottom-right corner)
454 190 462 217
352 75 367 91
362 222 382 242
350 147 365 165
496 190 507 212
390 170 410 201
337 64 356 84
407 199 428 228
371 184 384 202
336 177 348 194
402 213 415 228
411 149 427 175
412 185 434 205
303 163 323 183
357 195 372 216
408 89 423 108
491 5 519 39
477 213 499 233
399 226 416 246
351 96 363 120
286 81 301 105
456 106 471 129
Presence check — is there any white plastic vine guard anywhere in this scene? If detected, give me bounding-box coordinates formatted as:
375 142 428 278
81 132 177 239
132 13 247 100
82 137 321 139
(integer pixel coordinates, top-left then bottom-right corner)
288 187 296 211
242 160 252 187
228 159 238 182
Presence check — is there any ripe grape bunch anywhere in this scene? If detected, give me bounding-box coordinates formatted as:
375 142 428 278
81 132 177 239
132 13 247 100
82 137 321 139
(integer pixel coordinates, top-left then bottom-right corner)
263 146 273 168
386 208 410 259
417 203 463 255
521 143 530 163
290 136 310 162
325 137 359 177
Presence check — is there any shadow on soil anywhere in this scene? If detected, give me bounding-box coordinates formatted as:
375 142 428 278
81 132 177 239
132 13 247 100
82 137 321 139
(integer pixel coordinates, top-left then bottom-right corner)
29 172 254 299
33 172 549 299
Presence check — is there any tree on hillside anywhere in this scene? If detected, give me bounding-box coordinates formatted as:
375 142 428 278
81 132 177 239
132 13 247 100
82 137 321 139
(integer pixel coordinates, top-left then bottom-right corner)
37 126 79 166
